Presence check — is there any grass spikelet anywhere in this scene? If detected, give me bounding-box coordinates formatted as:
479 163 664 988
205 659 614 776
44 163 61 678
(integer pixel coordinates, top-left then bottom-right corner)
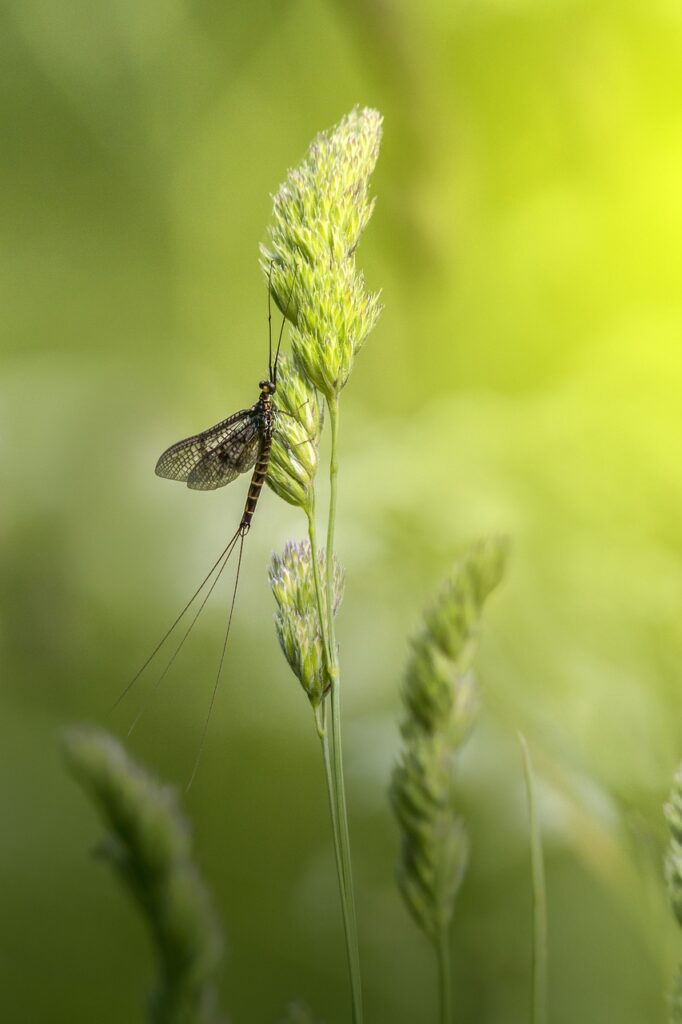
63 727 224 1024
390 538 507 1020
262 106 383 400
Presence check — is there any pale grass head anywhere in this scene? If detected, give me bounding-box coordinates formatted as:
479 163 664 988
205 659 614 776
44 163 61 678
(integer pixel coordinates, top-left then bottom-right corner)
269 540 344 710
391 539 507 943
262 106 383 400
63 728 223 1023
267 352 322 514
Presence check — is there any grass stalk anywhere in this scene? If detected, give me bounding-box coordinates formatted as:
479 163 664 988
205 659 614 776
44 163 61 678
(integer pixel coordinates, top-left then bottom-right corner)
317 706 362 1018
519 733 548 1024
306 499 330 676
436 927 453 1024
308 489 362 1022
308 507 344 895
324 394 363 1023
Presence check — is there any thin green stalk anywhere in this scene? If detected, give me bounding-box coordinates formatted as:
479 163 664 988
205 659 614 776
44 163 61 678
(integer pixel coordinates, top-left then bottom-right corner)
316 706 359 1006
436 927 453 1024
325 394 363 1024
308 502 361 1022
308 507 343 886
519 733 548 1024
306 500 330 675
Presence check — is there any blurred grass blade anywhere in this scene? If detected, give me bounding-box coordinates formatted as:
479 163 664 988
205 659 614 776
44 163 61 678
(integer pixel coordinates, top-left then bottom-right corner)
280 1002 322 1024
63 727 224 1024
664 766 682 1022
390 538 507 1022
519 733 548 1024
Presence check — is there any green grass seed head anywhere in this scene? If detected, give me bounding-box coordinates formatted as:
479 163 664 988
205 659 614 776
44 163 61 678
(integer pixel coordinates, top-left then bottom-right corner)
391 538 507 943
262 107 383 401
267 352 323 512
269 540 344 709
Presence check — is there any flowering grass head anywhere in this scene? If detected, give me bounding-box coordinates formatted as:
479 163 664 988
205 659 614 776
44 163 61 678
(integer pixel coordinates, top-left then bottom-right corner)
269 540 344 710
262 107 383 400
63 728 223 1024
391 539 507 944
267 352 322 514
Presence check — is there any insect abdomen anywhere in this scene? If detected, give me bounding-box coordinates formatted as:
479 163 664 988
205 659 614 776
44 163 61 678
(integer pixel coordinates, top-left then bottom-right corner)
239 434 272 535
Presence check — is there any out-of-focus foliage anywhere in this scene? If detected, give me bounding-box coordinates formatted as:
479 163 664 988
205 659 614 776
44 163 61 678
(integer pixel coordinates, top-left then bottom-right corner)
63 728 224 1024
391 540 506 942
280 1002 321 1024
1 2 681 1023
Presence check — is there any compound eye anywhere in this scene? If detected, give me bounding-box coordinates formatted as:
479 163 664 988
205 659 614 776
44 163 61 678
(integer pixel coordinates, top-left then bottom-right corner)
259 379 268 389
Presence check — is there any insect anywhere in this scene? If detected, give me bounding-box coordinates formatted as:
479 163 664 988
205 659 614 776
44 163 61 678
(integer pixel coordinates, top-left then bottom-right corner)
155 372 278 526
117 273 295 785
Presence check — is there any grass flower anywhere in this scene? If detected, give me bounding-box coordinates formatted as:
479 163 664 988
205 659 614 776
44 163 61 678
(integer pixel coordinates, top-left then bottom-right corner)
269 540 344 712
390 539 507 1022
63 728 223 1024
262 106 383 400
267 352 323 514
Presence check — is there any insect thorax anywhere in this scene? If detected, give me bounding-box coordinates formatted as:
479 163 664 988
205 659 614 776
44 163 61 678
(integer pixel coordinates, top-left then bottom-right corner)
257 391 275 438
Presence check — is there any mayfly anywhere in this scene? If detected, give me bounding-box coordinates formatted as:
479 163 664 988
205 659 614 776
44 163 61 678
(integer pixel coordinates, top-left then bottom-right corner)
117 275 296 785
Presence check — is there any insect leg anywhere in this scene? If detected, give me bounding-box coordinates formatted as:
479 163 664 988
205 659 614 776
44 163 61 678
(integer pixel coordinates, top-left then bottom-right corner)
112 534 239 711
277 400 310 421
275 430 316 451
187 531 246 790
127 528 242 735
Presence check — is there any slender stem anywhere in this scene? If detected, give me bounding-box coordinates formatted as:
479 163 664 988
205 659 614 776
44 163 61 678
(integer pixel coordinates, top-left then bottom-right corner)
436 927 453 1024
306 501 331 673
325 394 363 1024
324 397 340 660
317 709 361 1009
519 733 548 1024
308 500 361 1021
308 507 343 884
315 701 343 866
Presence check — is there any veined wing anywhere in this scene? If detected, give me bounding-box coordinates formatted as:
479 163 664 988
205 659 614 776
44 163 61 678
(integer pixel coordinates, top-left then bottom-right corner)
187 428 262 490
155 407 260 487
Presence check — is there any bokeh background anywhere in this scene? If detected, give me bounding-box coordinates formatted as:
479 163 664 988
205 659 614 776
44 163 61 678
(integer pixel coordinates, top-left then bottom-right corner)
2 1 682 1021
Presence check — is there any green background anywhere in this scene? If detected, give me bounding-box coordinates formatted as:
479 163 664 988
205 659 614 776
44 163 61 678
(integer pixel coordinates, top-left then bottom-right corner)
2 1 682 1021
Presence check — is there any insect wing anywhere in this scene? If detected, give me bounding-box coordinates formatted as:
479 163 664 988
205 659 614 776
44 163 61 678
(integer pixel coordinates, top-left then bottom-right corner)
187 434 261 491
155 408 258 486
186 415 262 491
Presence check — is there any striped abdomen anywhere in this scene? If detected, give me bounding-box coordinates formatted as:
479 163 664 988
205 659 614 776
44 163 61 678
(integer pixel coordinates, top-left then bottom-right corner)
239 419 273 535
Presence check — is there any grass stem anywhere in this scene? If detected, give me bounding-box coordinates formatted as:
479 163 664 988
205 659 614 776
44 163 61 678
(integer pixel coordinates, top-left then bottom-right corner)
325 395 363 1024
308 471 362 1022
436 927 453 1024
519 732 548 1024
